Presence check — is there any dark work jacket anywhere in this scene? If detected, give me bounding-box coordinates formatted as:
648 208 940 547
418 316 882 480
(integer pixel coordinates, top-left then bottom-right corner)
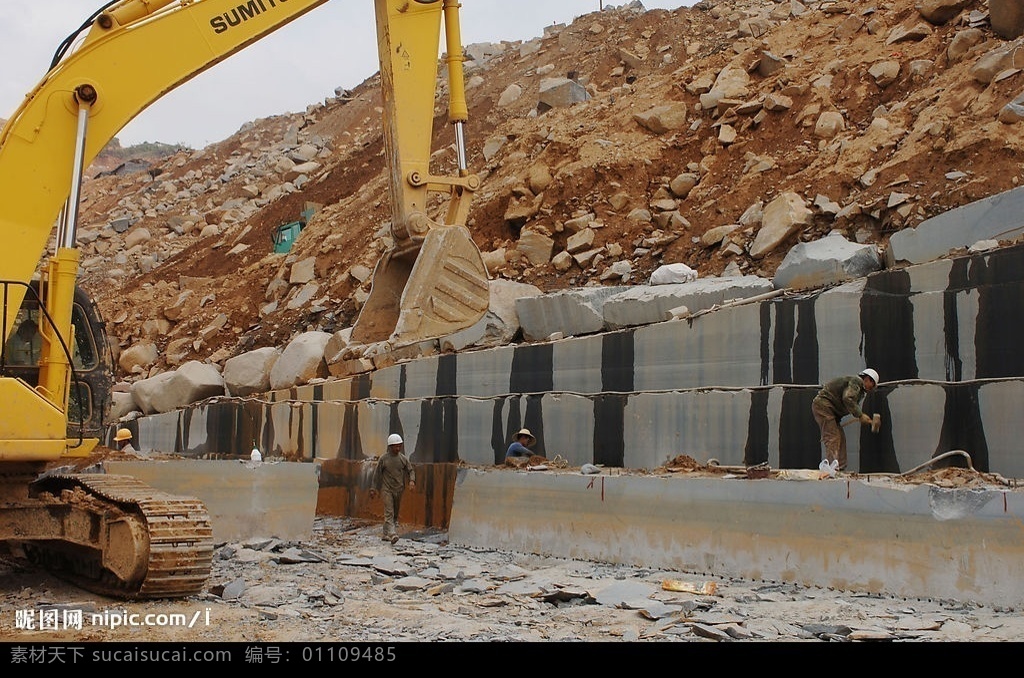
814 375 867 419
373 449 415 494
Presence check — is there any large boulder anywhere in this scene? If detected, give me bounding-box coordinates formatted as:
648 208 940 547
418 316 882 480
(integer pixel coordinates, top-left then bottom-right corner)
886 186 1024 265
773 233 883 290
110 390 140 419
750 192 813 259
269 331 332 390
538 77 590 109
118 341 158 374
223 347 281 397
442 280 542 351
130 361 226 415
516 287 629 341
602 276 774 329
633 103 688 134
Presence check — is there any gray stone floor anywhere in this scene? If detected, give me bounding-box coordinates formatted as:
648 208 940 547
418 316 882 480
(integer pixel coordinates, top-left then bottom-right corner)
3 516 1021 642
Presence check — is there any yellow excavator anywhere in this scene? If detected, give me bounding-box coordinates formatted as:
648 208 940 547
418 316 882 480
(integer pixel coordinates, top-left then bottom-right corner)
0 0 488 598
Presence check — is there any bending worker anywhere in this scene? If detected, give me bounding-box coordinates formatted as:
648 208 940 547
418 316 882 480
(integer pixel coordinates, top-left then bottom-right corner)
370 433 416 544
811 368 879 472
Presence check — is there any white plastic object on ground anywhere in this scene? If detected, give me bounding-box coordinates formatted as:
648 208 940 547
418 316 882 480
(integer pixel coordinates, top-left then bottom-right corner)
818 459 839 478
650 263 698 285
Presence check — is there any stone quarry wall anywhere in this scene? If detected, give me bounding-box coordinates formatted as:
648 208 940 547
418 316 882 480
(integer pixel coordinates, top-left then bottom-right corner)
447 469 1024 608
135 243 1024 478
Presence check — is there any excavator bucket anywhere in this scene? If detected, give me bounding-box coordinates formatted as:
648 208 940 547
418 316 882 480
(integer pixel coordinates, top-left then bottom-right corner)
351 225 489 347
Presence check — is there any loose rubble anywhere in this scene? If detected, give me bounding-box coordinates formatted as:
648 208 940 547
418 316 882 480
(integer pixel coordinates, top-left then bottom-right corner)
3 517 1023 642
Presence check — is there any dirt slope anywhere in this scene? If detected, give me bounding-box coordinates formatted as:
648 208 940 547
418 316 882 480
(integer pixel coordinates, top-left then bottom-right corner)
73 0 1024 373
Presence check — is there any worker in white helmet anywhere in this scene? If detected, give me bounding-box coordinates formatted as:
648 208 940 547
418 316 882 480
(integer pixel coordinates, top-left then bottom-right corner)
369 433 416 544
811 368 880 472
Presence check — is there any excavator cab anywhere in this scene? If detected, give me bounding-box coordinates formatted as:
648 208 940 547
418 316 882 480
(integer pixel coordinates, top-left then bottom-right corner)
0 284 113 441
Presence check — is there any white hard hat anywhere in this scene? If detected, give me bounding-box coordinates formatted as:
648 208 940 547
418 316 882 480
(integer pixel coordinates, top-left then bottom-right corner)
387 433 404 446
858 368 879 384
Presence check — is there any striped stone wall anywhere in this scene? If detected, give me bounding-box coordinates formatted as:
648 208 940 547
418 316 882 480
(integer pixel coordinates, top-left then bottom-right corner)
130 243 1024 478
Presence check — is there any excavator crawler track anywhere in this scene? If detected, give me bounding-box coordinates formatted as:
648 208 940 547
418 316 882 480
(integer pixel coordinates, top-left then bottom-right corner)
29 474 213 599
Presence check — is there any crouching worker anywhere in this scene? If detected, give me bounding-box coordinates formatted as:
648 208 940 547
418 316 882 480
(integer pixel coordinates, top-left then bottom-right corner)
370 433 416 544
113 427 145 458
505 428 536 460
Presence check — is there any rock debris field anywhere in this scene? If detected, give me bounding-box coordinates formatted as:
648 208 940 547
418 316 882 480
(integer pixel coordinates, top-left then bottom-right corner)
2 516 1022 643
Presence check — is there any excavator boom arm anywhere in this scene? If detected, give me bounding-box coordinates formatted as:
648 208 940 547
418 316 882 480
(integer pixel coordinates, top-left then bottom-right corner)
0 0 329 343
354 0 488 346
